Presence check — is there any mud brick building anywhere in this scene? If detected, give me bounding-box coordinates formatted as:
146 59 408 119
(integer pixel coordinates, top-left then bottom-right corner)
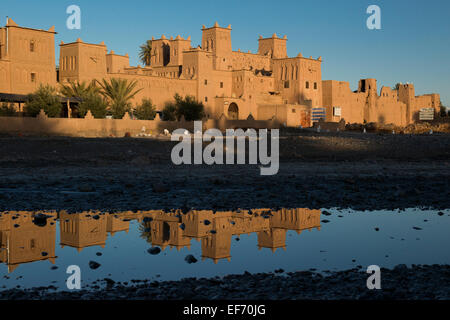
0 18 441 127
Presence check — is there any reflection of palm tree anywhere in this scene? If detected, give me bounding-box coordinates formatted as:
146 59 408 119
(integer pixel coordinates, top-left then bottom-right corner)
139 40 153 66
138 222 152 244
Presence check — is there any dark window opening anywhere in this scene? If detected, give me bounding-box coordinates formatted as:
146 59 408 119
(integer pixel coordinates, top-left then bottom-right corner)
220 82 223 88
284 80 290 89
31 73 36 82
306 81 310 89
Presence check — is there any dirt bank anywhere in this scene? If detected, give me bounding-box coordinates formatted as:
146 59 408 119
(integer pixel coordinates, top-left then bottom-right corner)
0 131 449 211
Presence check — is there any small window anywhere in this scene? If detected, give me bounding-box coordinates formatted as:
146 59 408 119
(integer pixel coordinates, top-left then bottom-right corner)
292 109 296 113
204 79 208 85
284 80 290 89
205 97 208 102
30 73 36 82
220 82 223 88
306 81 310 89
314 82 318 90
30 40 35 52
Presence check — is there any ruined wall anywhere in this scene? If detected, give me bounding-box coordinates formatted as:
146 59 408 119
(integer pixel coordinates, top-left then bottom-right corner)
369 86 407 125
322 80 439 126
230 51 271 71
258 104 311 127
322 80 366 123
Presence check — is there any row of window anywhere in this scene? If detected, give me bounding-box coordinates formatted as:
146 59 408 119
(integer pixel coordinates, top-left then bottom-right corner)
61 56 77 71
280 65 298 80
204 79 224 88
284 80 318 89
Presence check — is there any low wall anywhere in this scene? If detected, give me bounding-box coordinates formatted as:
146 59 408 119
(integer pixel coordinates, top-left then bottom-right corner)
0 111 279 138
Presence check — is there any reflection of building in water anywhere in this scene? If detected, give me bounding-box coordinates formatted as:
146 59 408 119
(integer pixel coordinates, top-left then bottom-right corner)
107 214 130 236
257 229 287 252
60 212 107 251
0 212 57 273
0 208 321 272
145 210 191 251
142 208 321 264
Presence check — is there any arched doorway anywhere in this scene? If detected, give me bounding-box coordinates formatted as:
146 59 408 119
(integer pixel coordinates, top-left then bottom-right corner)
228 103 239 120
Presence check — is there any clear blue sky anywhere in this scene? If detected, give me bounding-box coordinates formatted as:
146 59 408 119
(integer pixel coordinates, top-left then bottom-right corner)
1 0 449 105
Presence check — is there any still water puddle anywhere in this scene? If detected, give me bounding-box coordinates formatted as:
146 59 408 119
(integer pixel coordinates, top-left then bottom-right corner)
0 208 449 290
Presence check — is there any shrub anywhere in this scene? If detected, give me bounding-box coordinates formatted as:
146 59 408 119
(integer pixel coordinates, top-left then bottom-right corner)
134 98 157 120
162 102 177 121
162 93 205 121
175 94 205 121
25 85 62 117
78 93 108 119
0 103 17 117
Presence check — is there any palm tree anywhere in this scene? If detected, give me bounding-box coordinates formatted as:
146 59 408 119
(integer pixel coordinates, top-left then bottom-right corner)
97 78 142 119
139 40 153 66
60 80 100 98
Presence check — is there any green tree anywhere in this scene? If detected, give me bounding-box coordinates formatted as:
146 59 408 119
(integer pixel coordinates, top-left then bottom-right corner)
134 98 157 120
139 40 153 66
173 93 205 121
60 80 107 118
60 80 100 98
98 78 142 119
162 101 177 121
162 93 205 121
78 93 108 119
0 103 17 117
439 104 448 117
25 84 62 117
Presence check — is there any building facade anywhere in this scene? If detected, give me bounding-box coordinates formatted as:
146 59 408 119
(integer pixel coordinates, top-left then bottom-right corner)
0 18 442 127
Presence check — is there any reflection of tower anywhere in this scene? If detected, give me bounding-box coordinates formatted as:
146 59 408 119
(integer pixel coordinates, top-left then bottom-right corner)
182 210 232 239
150 220 171 250
107 214 130 237
201 232 231 264
0 212 57 273
149 219 191 251
270 208 321 233
60 212 107 252
257 229 287 252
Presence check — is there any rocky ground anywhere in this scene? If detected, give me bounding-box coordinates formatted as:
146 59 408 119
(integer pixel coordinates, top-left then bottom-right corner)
0 265 448 300
0 130 449 300
0 130 449 211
